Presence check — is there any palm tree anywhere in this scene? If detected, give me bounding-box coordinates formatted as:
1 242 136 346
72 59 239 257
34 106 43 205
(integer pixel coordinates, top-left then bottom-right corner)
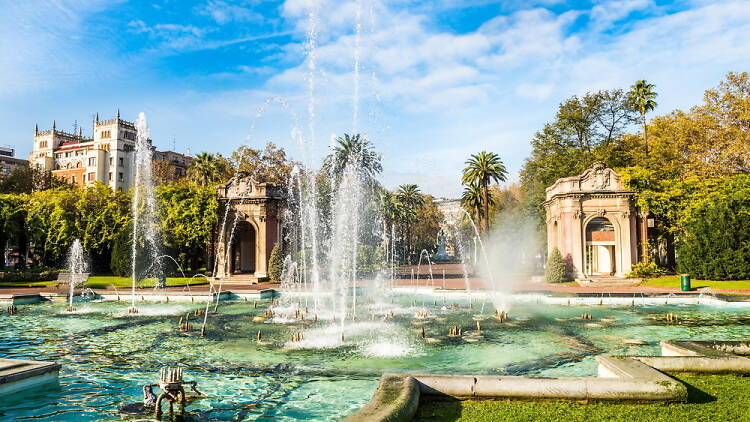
396 184 424 263
628 80 658 155
377 189 399 256
188 152 228 186
323 134 382 182
460 151 507 234
461 182 485 228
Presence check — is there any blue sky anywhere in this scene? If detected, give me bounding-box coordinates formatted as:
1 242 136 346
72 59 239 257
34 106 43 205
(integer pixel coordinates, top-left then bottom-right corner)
1 0 749 197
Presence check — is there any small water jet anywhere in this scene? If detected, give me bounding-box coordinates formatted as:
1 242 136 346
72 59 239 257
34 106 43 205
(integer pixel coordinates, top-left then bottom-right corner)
65 239 88 312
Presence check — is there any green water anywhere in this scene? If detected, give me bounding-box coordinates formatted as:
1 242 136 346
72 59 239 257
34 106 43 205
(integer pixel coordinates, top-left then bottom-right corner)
1 297 749 421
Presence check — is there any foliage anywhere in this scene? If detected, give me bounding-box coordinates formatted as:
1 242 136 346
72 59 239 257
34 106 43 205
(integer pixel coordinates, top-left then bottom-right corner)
322 134 382 184
268 243 283 282
110 227 132 277
188 152 233 187
410 195 444 257
520 89 639 230
627 262 668 278
415 375 750 422
231 143 298 186
0 193 28 267
676 175 750 280
0 165 68 194
628 79 658 155
22 184 130 270
461 151 508 234
156 182 218 270
544 247 571 283
0 270 59 284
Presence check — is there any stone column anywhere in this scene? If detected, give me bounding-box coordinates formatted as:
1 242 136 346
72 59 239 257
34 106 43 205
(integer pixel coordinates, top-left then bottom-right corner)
639 211 649 263
254 216 268 279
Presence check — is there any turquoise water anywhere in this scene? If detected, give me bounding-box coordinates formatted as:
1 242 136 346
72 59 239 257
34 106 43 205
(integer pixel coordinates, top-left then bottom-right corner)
1 297 750 421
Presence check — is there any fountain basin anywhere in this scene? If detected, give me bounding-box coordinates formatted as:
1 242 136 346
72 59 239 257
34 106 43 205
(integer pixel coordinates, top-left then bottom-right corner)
0 358 60 397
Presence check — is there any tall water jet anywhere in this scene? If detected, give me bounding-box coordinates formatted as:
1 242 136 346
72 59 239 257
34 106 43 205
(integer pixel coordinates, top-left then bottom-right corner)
130 112 162 313
66 239 87 312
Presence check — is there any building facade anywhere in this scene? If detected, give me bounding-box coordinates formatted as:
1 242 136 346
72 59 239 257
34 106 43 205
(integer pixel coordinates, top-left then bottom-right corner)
0 146 28 179
214 177 285 284
544 163 642 279
30 111 191 190
435 198 463 259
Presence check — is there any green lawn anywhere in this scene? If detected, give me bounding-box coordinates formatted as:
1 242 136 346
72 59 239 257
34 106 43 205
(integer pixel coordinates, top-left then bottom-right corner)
415 375 750 422
642 276 750 291
84 276 209 289
0 276 209 288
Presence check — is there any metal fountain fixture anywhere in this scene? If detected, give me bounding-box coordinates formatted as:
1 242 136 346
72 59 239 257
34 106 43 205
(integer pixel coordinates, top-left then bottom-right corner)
147 367 204 419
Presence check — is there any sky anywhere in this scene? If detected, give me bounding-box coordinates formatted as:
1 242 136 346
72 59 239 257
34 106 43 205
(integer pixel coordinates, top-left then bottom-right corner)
1 0 749 197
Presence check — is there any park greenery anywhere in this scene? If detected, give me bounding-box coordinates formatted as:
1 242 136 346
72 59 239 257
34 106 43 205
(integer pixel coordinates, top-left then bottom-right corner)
2 73 748 280
415 375 750 422
518 71 750 280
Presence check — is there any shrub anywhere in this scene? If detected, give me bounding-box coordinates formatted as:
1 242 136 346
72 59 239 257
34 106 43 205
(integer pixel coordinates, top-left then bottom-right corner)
677 175 750 280
627 261 668 278
268 243 283 283
0 270 59 283
544 247 571 283
110 228 132 277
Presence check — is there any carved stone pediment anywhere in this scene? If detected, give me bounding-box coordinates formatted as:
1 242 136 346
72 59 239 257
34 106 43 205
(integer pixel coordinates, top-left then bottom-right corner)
218 176 285 200
580 162 616 191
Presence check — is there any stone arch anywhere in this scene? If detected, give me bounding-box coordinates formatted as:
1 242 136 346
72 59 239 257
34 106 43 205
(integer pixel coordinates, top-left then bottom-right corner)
230 218 260 275
582 215 620 276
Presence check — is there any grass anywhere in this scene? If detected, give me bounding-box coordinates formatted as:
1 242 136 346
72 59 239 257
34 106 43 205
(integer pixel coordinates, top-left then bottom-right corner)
84 276 209 289
0 276 209 289
415 375 750 422
642 276 750 291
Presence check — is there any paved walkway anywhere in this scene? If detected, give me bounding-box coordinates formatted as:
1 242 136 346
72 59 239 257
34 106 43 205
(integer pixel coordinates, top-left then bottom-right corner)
1 264 748 297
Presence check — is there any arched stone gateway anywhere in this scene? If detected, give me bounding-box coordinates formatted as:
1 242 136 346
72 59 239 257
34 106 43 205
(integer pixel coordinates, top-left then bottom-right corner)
544 163 642 279
214 178 285 284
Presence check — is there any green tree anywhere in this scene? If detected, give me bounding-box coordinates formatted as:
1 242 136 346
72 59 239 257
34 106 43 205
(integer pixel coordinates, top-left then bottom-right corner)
0 165 68 194
461 182 486 230
268 243 283 282
628 80 658 155
396 184 424 263
544 247 571 283
231 142 298 186
323 134 382 183
461 151 507 235
0 194 28 267
188 152 232 186
676 175 750 280
157 182 219 271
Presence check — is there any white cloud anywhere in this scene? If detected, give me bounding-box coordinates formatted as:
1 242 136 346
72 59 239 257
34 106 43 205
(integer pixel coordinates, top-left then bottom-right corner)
590 0 653 31
197 0 265 25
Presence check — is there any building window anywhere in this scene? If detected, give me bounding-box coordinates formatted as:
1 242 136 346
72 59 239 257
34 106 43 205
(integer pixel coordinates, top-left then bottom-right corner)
71 176 77 184
119 157 124 167
109 157 113 166
88 157 96 166
108 172 112 181
65 152 71 157
118 172 124 182
101 130 111 139
88 172 95 181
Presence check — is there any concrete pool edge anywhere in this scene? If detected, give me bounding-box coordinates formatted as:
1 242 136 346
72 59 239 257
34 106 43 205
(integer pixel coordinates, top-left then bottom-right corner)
0 358 61 397
344 340 750 422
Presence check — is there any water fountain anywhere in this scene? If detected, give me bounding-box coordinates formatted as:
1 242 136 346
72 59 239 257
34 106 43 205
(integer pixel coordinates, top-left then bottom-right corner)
65 239 87 312
129 113 162 314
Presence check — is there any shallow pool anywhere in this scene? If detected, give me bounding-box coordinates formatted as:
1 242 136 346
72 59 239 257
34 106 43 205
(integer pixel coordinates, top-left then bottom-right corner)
1 296 749 421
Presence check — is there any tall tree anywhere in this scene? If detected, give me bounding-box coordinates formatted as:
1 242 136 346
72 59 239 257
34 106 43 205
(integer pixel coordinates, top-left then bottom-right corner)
188 152 232 186
231 142 297 185
461 182 486 231
323 134 382 183
628 80 658 155
461 151 507 234
396 184 423 262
